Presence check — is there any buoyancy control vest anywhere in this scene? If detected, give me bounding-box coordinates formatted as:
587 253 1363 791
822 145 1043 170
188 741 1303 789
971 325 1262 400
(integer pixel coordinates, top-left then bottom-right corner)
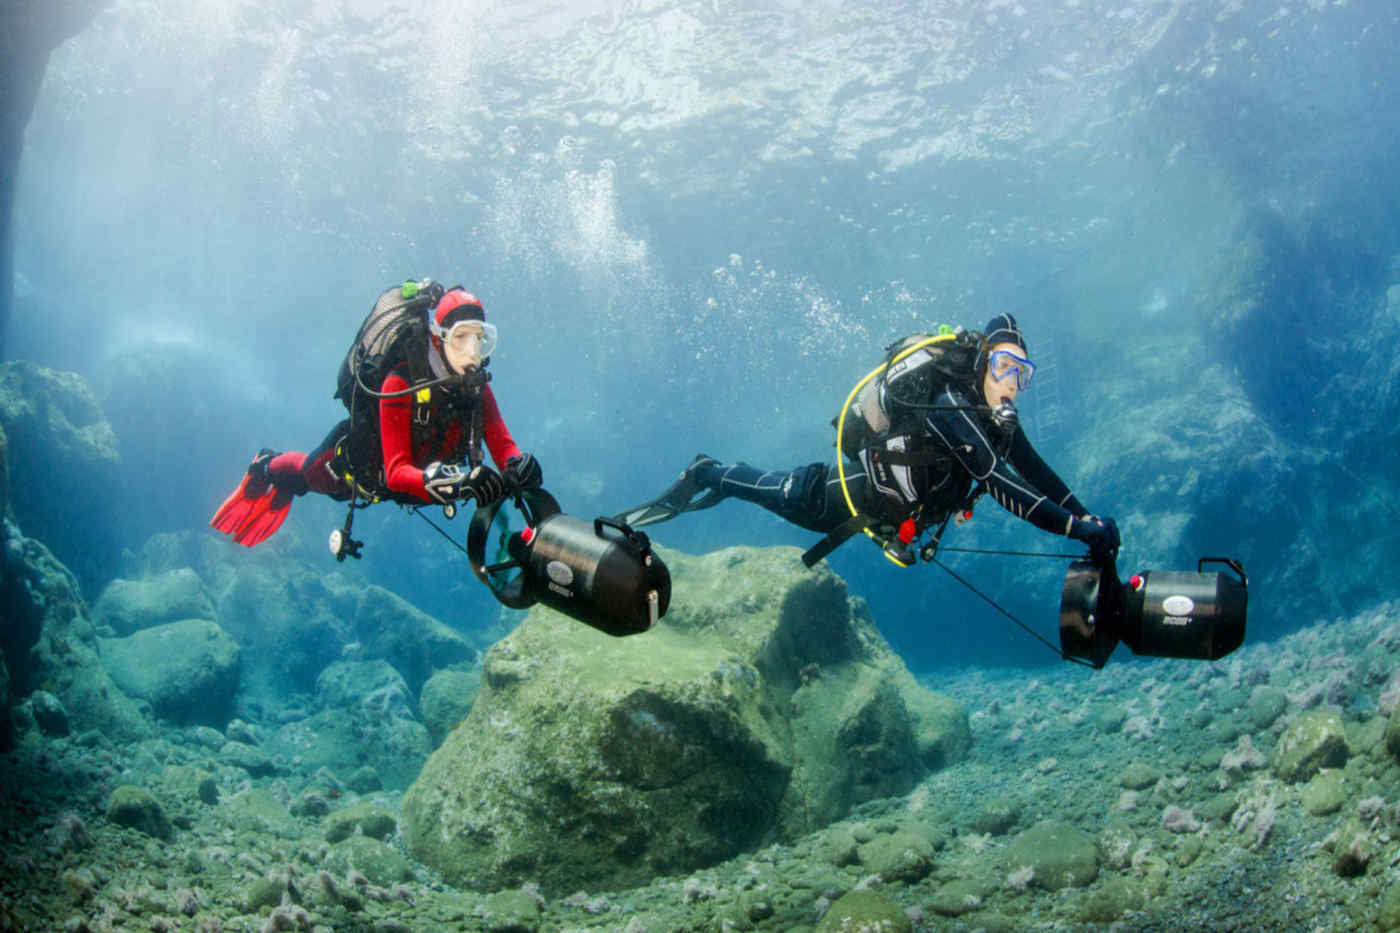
837 329 982 463
838 329 984 519
331 280 487 502
805 328 987 568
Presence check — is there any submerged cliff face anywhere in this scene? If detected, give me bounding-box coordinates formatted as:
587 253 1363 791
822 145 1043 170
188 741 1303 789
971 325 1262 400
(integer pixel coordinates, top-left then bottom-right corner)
0 0 109 358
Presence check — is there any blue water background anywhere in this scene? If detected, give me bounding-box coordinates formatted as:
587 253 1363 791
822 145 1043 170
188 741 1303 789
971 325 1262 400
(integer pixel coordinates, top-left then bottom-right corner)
12 0 1400 670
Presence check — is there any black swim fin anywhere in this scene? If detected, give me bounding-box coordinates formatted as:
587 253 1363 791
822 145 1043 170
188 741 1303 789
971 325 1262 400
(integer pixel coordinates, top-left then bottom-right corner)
614 454 727 528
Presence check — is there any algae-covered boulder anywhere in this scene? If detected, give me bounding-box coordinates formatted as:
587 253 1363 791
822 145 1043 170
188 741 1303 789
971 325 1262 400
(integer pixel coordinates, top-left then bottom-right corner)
352 584 480 697
901 687 972 770
402 545 967 894
213 561 479 708
856 828 936 883
264 708 430 792
315 659 414 719
322 803 397 843
212 558 358 701
419 668 480 747
0 362 120 590
1004 819 1098 890
218 740 276 777
322 835 414 886
477 887 543 932
1273 709 1349 783
1301 769 1347 816
99 619 239 724
219 787 300 839
2 529 148 742
816 890 912 933
106 785 172 840
91 568 214 636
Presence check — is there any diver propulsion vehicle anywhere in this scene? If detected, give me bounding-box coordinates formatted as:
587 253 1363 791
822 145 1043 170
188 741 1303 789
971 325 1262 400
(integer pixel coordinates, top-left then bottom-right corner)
1059 555 1248 668
466 487 671 636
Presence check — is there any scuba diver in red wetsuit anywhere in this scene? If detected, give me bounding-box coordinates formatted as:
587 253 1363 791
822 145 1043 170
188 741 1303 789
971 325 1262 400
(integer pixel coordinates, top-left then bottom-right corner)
211 282 543 548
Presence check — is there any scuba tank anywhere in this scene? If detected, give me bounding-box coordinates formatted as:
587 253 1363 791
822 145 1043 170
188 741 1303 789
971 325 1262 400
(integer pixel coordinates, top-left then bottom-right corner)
1059 556 1247 668
467 487 671 636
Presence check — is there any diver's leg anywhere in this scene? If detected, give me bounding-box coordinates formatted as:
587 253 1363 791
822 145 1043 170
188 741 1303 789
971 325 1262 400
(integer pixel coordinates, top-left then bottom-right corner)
613 454 725 527
298 419 354 498
713 461 857 534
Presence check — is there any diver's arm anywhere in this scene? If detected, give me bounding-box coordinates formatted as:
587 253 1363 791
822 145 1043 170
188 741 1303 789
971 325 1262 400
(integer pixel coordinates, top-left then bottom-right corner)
480 386 523 469
923 386 1077 536
984 464 1080 536
1006 428 1088 517
923 385 999 480
379 371 433 502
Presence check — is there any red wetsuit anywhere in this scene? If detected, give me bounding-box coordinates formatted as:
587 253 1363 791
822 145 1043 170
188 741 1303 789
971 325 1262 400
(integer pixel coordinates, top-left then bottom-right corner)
377 368 521 501
268 367 521 502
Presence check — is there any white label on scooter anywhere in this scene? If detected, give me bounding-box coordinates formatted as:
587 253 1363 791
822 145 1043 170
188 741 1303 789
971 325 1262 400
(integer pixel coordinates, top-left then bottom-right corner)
1163 595 1195 617
547 560 574 587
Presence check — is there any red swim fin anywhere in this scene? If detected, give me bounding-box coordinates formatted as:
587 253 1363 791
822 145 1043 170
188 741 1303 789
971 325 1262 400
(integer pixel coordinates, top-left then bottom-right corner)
232 488 295 547
210 471 272 536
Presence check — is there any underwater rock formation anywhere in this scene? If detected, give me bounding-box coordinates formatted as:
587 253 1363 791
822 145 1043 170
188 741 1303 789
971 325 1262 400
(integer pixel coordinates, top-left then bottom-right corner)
418 667 481 747
211 552 480 711
0 522 146 749
0 361 120 592
256 655 435 791
91 567 215 636
402 544 970 894
98 618 240 725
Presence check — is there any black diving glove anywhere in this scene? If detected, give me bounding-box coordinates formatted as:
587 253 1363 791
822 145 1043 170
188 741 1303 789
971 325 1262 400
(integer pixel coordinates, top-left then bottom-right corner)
423 462 506 505
463 464 506 505
1070 515 1121 562
504 453 543 490
423 461 469 504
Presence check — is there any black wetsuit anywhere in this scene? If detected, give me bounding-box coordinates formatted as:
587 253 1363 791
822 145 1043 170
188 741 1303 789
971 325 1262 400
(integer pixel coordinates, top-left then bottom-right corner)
705 381 1087 540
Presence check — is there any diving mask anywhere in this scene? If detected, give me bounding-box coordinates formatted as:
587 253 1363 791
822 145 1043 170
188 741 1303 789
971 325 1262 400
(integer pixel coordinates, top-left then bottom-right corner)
988 349 1035 391
433 319 498 361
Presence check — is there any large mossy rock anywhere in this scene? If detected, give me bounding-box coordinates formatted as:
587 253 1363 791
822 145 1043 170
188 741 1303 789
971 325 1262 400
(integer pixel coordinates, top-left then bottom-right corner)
91 568 214 636
418 667 481 747
264 707 431 792
214 559 480 706
816 890 912 933
0 362 120 591
2 528 147 742
1004 819 1099 890
1273 709 1349 783
402 545 968 894
98 619 239 725
258 656 432 791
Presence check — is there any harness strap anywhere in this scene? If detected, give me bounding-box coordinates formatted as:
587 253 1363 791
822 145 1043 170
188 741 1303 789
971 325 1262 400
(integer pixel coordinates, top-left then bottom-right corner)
466 398 485 467
876 447 952 467
801 512 874 568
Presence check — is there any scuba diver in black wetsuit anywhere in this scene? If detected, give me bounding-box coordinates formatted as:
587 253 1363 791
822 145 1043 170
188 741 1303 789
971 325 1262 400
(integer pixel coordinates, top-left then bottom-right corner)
615 314 1120 568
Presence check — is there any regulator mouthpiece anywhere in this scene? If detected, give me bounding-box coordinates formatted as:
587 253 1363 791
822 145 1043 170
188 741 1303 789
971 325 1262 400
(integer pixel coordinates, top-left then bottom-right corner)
991 399 1019 432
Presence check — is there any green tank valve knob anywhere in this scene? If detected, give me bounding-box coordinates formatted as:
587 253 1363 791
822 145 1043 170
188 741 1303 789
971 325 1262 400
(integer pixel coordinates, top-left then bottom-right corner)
937 324 954 335
401 280 420 299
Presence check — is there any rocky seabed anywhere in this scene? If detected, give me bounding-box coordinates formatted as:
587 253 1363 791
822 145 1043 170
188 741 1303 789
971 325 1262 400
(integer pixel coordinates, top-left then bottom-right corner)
7 599 1400 932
